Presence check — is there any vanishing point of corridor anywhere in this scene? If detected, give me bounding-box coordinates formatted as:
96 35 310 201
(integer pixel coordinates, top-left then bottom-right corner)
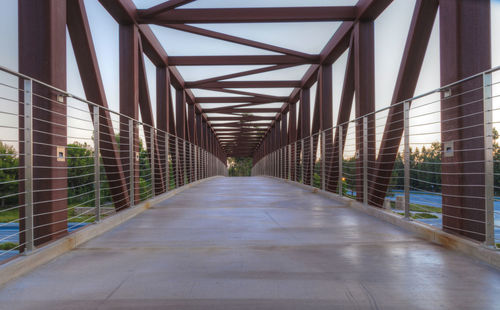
0 177 498 310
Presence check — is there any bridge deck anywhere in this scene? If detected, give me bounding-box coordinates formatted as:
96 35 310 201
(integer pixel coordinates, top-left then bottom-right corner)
1 177 499 309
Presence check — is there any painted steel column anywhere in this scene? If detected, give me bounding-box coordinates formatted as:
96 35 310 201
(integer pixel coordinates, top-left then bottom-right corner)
319 64 333 191
119 24 140 206
439 0 491 241
300 88 311 185
176 89 186 186
354 21 375 204
289 102 297 181
157 66 171 193
281 112 288 179
19 0 68 249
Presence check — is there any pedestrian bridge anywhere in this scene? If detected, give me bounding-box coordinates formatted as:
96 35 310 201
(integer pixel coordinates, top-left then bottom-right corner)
1 0 500 309
1 177 499 310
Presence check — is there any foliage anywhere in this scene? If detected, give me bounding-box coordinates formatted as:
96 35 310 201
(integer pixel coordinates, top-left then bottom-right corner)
0 242 19 251
228 157 253 176
0 142 19 208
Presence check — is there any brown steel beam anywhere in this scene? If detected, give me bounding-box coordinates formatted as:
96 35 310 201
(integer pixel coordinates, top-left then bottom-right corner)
439 0 491 241
165 24 315 60
169 55 317 66
369 0 438 207
187 64 297 87
19 0 68 249
138 6 357 24
192 81 301 89
197 97 283 103
138 39 166 195
354 20 375 203
204 108 282 114
119 24 141 205
67 0 131 210
140 0 195 17
209 116 275 121
326 36 355 193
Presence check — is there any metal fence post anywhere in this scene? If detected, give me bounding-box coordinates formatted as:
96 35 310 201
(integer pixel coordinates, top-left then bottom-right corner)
150 127 155 197
363 117 368 206
310 137 314 187
175 137 179 187
288 144 291 180
301 140 304 183
24 79 34 253
294 142 297 182
404 101 410 219
166 133 169 191
128 119 135 206
321 132 325 190
194 146 198 181
183 140 186 184
338 125 343 196
483 72 494 247
93 105 101 222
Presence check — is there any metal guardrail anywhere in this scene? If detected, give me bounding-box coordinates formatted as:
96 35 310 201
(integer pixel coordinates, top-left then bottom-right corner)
0 66 227 262
253 66 500 249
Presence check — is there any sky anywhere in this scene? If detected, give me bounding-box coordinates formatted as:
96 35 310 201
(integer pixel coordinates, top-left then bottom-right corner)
0 0 499 154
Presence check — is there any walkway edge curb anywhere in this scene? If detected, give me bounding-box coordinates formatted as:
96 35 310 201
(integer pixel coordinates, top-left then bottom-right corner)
268 177 500 270
0 176 221 287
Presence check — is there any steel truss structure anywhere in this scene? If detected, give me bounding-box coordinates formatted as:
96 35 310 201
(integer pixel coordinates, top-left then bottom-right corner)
14 0 493 250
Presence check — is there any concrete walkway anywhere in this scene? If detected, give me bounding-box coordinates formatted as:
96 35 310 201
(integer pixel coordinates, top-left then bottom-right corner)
1 177 499 309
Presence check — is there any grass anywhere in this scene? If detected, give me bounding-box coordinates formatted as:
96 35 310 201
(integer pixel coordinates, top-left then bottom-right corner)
411 213 439 219
0 204 104 223
0 209 19 223
390 201 441 213
0 242 19 251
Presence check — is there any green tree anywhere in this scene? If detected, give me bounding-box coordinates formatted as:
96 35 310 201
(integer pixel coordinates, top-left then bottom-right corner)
0 142 19 208
228 157 253 176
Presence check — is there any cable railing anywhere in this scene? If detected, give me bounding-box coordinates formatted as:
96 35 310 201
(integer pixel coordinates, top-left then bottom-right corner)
253 66 500 249
0 66 227 262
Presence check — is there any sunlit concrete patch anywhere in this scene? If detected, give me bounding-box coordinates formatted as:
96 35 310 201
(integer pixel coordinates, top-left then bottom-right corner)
0 177 499 310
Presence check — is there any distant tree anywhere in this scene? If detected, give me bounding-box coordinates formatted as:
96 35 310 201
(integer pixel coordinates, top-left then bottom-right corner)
0 142 19 208
228 157 253 176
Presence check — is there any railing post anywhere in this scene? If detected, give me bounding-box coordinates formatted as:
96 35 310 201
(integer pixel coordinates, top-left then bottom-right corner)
150 127 155 197
363 116 368 206
404 101 410 219
301 140 304 183
128 119 135 206
310 136 314 187
24 79 34 253
194 146 198 181
183 140 186 184
175 137 179 187
321 132 325 190
288 144 291 180
338 125 343 196
483 72 494 247
93 105 101 222
166 133 170 191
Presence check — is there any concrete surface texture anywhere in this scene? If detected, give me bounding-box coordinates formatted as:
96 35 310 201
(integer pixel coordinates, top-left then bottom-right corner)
0 177 499 310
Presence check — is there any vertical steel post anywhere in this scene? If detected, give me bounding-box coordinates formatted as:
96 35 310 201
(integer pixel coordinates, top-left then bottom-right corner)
294 143 297 182
24 79 34 253
301 140 304 183
404 101 411 219
188 143 192 183
194 146 198 181
128 119 135 206
484 72 494 246
150 127 155 197
288 144 291 180
339 125 343 196
321 132 326 190
310 137 314 187
166 133 170 191
183 140 186 184
93 105 101 222
175 137 179 187
363 117 368 205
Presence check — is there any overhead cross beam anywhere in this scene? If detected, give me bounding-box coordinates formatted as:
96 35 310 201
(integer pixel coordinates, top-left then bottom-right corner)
169 55 318 66
137 7 357 24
